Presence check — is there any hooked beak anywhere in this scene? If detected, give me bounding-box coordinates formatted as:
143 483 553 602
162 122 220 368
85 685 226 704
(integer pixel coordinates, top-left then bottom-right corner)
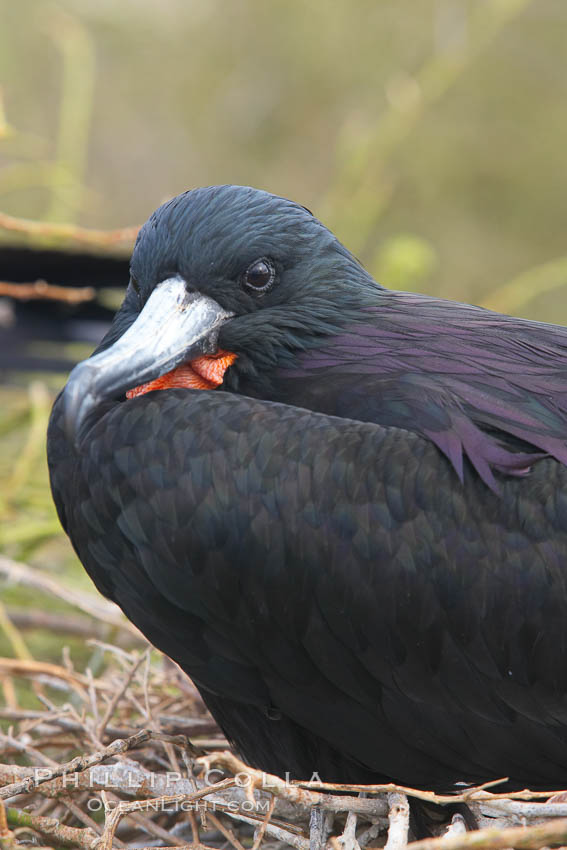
63 276 234 446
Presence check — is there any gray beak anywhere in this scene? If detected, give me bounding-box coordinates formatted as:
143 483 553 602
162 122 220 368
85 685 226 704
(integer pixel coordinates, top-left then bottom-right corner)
63 276 233 446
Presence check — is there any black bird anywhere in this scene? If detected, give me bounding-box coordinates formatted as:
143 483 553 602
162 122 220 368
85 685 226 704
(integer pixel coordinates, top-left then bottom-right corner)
48 185 567 794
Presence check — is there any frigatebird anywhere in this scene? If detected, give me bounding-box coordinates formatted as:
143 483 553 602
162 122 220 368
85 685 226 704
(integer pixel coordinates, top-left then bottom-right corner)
48 185 567 795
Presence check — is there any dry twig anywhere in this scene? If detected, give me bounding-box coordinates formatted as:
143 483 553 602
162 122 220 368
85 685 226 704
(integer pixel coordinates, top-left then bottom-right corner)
0 730 151 800
5 806 99 849
0 556 142 638
96 653 147 740
0 658 111 695
0 280 95 303
384 793 409 850
408 816 567 850
0 210 138 250
251 796 276 850
199 751 388 816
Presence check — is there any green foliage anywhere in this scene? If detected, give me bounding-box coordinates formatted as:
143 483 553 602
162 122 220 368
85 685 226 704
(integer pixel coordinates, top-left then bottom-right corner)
371 235 438 291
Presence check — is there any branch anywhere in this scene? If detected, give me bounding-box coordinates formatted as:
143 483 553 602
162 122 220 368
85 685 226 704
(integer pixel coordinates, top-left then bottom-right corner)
5 806 99 849
96 653 147 740
96 779 237 850
408 816 567 850
0 708 213 742
0 556 142 638
474 798 567 820
199 751 388 816
0 280 95 304
384 793 409 850
335 810 360 850
0 210 138 251
0 658 112 696
0 730 151 800
297 778 560 805
5 609 133 643
251 796 276 850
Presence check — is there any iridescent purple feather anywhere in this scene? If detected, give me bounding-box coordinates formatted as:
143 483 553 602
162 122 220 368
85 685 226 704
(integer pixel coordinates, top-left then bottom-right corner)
280 292 567 490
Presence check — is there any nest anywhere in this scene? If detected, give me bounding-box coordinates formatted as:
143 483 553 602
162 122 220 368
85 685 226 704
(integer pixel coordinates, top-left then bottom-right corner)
2 558 567 850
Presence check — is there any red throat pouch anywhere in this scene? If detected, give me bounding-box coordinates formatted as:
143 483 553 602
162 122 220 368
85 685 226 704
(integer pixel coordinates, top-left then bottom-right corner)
126 350 237 399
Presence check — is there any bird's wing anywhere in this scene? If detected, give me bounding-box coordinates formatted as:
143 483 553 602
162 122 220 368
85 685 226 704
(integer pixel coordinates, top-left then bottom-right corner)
277 293 567 489
48 388 567 786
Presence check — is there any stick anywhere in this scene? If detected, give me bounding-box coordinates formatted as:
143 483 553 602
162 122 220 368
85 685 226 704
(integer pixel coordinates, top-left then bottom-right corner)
0 732 58 769
340 810 361 850
0 658 111 695
102 790 185 848
296 778 561 805
96 779 237 850
251 796 276 850
198 750 388 815
0 730 151 800
408 816 567 850
0 211 138 250
4 609 119 641
0 556 142 638
475 798 567 819
96 654 146 740
205 811 247 850
0 709 134 741
0 280 95 304
384 792 409 850
5 806 99 849
443 814 467 839
221 805 309 850
309 806 325 850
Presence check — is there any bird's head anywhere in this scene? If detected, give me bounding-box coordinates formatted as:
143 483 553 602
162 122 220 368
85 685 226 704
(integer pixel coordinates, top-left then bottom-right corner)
63 185 382 443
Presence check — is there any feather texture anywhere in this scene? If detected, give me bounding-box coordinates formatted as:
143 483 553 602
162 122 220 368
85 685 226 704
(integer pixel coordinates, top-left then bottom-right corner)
273 294 567 489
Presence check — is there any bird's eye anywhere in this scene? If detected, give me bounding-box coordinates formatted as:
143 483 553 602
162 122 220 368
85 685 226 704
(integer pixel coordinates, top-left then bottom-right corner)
243 258 275 293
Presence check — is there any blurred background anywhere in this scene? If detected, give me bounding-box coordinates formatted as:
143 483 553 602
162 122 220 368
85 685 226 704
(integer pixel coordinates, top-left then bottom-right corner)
0 0 566 682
